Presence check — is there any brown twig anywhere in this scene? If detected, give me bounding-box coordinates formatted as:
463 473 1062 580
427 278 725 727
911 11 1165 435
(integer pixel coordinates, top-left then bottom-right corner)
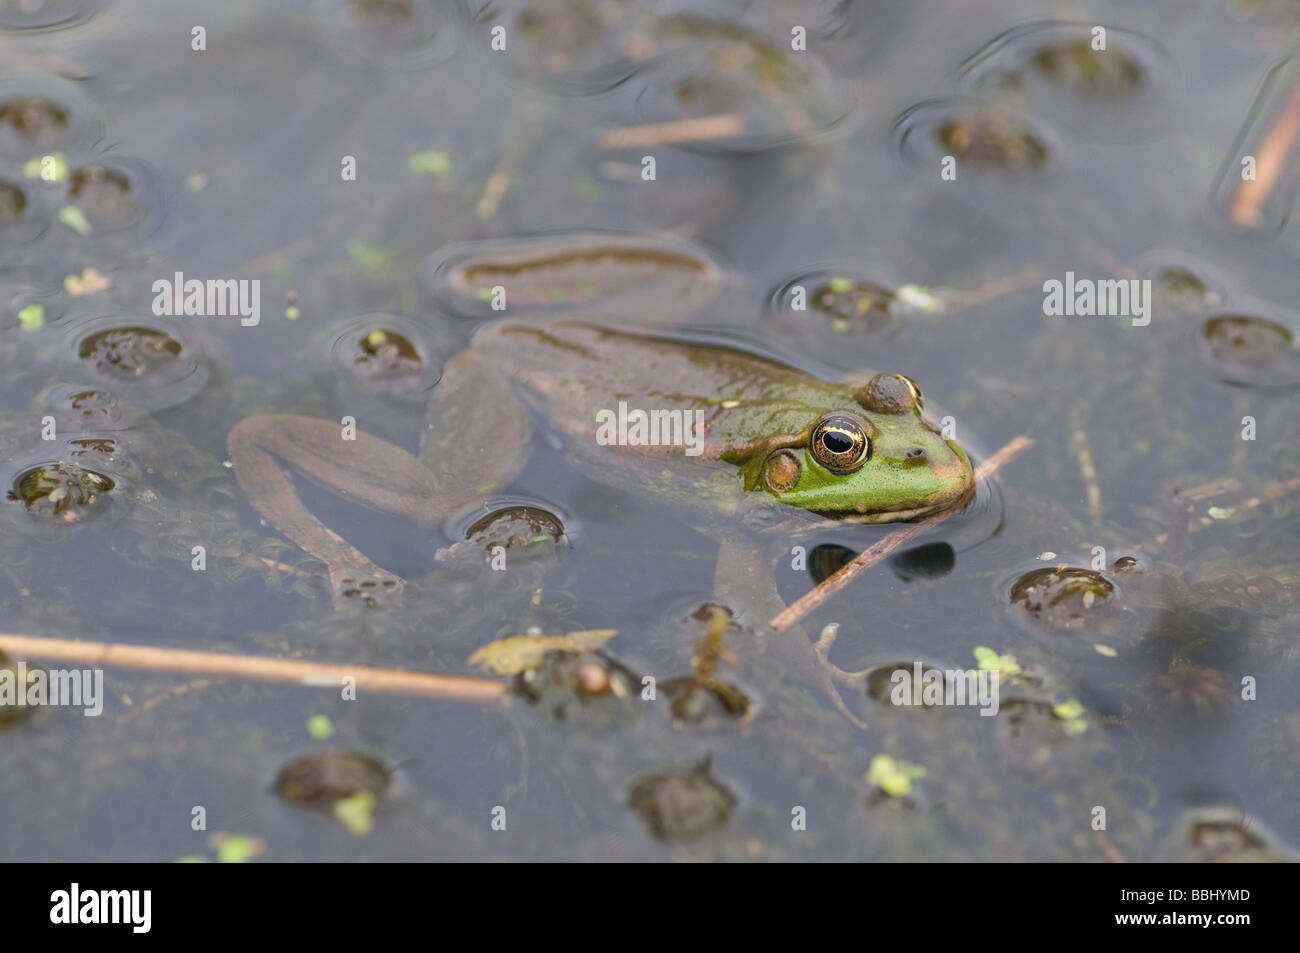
1230 66 1300 227
0 634 508 703
770 435 1035 632
1154 471 1300 546
599 114 745 149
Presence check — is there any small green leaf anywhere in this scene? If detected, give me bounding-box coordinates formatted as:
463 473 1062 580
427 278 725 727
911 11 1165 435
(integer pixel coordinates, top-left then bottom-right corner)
307 714 334 740
974 645 1021 675
17 303 44 331
408 150 452 177
23 152 68 182
334 790 377 836
214 834 265 864
1053 699 1084 721
866 754 926 798
57 205 92 235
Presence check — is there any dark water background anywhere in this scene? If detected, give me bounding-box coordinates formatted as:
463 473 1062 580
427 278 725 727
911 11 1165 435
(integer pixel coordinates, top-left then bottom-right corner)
1 0 1298 860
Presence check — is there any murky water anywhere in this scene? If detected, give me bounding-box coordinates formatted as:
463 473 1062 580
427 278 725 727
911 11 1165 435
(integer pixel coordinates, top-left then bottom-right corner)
1 0 1298 861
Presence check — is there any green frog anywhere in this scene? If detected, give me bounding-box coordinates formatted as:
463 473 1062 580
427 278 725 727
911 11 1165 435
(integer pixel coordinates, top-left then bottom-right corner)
228 320 975 607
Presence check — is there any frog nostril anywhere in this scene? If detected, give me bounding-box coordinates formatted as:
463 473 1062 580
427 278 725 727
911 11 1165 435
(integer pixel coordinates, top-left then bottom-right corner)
905 446 927 464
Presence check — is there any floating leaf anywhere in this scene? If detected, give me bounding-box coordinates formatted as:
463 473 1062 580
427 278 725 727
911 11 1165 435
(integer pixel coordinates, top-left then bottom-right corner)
307 714 333 740
64 267 111 297
334 790 377 836
57 204 91 235
17 303 44 331
210 833 265 864
408 150 452 177
468 628 618 675
973 645 1021 675
865 754 927 798
23 152 68 182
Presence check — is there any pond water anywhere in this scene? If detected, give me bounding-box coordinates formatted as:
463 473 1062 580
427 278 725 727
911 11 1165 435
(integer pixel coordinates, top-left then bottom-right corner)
1 0 1298 861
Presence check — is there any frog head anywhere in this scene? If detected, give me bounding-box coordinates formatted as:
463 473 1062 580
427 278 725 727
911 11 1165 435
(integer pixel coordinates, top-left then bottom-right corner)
740 373 974 522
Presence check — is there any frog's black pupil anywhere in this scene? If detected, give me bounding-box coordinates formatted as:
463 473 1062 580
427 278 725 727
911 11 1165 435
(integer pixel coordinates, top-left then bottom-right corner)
823 430 853 454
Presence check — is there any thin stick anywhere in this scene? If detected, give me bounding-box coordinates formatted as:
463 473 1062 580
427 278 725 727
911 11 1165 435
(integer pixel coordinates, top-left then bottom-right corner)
0 634 508 703
1230 69 1300 227
1154 471 1300 545
770 435 1035 632
599 114 744 149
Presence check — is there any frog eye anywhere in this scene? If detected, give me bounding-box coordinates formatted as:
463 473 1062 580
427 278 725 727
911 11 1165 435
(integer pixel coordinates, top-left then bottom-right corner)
859 373 923 414
810 413 871 474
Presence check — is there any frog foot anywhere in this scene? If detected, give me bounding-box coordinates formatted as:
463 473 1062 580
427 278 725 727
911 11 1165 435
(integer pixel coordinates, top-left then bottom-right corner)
331 568 404 611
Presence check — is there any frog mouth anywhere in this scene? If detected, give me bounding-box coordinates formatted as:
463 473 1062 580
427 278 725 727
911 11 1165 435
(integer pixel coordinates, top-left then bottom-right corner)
818 476 978 524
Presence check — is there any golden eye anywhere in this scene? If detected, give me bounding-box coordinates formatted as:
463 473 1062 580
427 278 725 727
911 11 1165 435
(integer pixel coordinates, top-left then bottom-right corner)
858 373 922 414
810 413 870 473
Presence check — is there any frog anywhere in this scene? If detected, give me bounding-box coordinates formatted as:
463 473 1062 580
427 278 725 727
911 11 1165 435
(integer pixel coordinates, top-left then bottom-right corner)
227 319 975 609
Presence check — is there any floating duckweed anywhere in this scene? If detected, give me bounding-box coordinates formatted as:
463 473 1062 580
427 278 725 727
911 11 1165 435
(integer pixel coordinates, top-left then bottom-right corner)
1052 699 1088 734
333 790 377 835
973 646 1021 675
64 267 110 297
865 754 926 798
212 833 265 864
408 149 451 177
22 151 68 181
57 204 90 235
471 628 615 675
17 302 43 330
307 714 334 740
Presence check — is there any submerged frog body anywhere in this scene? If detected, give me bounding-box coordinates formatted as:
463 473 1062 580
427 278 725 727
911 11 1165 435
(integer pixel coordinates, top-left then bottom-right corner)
228 321 974 604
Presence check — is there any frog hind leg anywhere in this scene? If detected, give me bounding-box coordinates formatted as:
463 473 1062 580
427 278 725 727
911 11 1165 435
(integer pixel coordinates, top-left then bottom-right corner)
227 414 441 609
